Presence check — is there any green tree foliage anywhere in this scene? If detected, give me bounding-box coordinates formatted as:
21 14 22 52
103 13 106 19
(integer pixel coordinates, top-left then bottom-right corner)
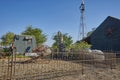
21 25 47 46
70 41 91 51
1 32 15 46
63 33 73 49
52 32 73 51
0 39 2 45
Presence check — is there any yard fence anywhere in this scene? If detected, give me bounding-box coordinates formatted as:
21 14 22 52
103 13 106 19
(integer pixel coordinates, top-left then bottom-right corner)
0 51 120 80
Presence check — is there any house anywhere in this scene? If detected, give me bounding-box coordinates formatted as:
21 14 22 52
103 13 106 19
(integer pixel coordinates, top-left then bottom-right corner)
85 16 120 52
14 35 36 54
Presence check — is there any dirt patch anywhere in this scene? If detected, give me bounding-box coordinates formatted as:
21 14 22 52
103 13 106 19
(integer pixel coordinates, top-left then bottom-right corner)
0 58 120 80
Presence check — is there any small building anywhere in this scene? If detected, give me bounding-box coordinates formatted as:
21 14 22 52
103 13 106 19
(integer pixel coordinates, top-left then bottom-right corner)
14 35 36 54
85 16 120 52
91 16 120 51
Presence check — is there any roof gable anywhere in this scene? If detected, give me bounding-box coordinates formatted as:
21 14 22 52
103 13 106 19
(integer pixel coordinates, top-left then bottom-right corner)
91 16 120 51
91 16 120 38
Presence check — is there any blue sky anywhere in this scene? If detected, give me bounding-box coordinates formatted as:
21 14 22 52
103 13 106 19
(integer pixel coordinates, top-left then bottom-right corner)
0 0 120 46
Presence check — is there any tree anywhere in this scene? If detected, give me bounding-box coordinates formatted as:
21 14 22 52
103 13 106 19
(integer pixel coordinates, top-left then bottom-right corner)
1 32 15 46
0 39 2 45
21 25 47 46
63 33 73 49
52 31 73 51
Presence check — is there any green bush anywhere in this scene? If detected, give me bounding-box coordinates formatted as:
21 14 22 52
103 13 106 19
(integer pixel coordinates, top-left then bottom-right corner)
70 41 91 52
1 48 11 56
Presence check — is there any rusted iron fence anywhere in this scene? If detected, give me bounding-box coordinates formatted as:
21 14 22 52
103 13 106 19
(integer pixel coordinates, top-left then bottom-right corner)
0 51 119 80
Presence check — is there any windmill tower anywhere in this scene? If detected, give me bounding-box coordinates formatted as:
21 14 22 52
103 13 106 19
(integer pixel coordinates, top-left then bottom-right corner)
79 0 85 39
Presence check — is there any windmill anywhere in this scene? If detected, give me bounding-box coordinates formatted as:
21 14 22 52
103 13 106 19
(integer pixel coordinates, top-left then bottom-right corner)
79 1 85 75
79 0 85 40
